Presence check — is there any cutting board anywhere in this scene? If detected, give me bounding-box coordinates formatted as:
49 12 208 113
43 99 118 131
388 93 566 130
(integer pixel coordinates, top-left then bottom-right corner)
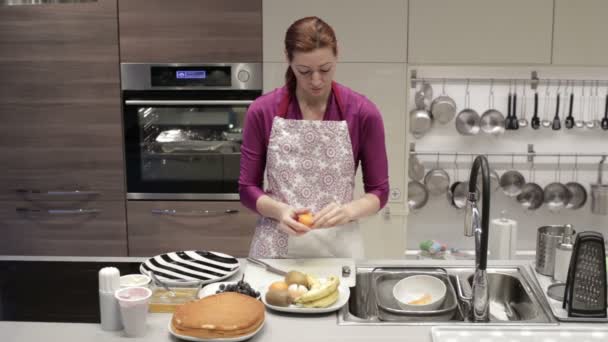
242 258 356 287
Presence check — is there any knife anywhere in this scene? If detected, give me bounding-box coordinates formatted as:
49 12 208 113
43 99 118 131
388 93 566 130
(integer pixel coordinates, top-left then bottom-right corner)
246 257 287 276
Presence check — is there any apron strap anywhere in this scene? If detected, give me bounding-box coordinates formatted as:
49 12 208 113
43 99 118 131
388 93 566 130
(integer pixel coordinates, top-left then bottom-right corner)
275 82 345 119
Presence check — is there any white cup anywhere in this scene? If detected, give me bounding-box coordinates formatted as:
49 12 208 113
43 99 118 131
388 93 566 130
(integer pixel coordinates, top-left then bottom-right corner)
114 286 152 337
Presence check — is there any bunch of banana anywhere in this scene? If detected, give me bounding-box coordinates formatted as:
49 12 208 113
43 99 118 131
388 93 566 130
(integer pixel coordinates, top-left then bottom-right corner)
295 275 340 308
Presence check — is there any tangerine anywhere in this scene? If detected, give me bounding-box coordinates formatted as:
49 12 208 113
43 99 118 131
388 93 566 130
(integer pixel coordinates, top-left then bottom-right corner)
297 213 314 227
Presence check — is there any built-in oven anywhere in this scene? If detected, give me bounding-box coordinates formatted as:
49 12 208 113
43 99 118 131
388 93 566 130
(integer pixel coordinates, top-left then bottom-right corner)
121 63 262 200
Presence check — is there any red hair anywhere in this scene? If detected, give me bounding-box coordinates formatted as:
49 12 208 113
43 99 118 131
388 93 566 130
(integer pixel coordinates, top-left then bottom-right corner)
284 16 338 94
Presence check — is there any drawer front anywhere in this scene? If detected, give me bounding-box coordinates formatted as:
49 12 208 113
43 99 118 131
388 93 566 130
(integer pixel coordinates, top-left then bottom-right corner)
0 200 127 256
127 201 257 257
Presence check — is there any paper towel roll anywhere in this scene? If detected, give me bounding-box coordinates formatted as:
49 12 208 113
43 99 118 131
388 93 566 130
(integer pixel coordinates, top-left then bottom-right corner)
488 217 518 260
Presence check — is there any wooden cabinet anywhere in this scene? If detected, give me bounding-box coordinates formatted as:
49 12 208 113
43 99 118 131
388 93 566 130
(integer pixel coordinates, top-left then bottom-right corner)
263 0 407 62
0 0 126 256
127 201 257 257
553 0 608 66
0 200 127 256
408 0 553 64
118 0 262 62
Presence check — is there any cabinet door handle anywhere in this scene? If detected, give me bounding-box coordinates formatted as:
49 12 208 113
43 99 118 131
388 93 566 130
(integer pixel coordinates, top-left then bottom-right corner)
16 189 100 197
16 208 102 215
151 209 239 216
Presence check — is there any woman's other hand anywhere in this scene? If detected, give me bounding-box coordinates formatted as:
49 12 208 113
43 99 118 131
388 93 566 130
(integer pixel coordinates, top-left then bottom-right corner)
277 207 312 236
312 202 354 229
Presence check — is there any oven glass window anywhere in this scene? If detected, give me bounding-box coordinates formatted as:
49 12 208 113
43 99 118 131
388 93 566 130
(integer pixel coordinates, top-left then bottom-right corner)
136 105 246 186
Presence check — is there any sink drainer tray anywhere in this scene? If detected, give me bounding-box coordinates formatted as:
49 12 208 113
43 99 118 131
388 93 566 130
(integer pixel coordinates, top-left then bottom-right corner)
372 267 461 322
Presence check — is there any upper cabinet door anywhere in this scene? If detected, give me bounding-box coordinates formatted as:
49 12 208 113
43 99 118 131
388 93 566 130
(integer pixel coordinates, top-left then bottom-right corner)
119 0 262 62
263 0 407 62
408 0 553 64
553 0 608 66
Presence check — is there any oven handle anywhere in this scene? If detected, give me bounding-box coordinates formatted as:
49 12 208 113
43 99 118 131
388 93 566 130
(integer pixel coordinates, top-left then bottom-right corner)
151 208 239 216
125 100 254 106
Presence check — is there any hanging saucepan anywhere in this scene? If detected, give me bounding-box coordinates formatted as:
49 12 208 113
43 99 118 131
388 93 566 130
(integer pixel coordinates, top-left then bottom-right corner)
455 80 480 135
431 79 457 124
543 155 572 211
591 156 608 215
408 180 429 210
415 81 433 110
500 154 526 197
565 155 587 210
516 159 544 210
480 81 505 135
424 154 450 196
409 83 433 138
408 154 425 181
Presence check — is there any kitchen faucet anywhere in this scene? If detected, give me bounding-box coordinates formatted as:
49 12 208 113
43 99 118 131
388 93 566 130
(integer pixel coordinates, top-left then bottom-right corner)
463 155 491 322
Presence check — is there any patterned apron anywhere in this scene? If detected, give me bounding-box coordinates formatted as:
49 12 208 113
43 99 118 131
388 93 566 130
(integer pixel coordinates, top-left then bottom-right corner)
249 85 364 259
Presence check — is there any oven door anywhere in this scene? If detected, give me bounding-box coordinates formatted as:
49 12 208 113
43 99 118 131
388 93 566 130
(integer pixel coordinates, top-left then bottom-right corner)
123 90 259 200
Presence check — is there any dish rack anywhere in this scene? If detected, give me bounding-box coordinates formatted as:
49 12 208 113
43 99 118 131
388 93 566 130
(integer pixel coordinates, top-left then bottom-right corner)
371 267 463 322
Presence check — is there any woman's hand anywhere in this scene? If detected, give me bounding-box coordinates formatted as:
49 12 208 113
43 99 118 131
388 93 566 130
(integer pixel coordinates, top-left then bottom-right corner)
277 207 312 236
312 202 354 229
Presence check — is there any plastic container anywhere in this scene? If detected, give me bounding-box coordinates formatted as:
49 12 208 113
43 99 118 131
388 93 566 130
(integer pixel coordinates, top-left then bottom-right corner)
115 287 152 337
120 274 151 289
98 267 123 331
553 226 574 283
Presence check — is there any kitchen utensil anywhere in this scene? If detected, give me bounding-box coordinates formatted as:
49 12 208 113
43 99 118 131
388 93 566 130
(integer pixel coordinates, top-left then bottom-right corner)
505 85 515 130
541 82 552 128
602 94 608 130
585 81 600 129
408 180 429 210
566 156 588 210
552 92 561 130
479 82 505 135
516 160 544 210
576 81 586 128
447 154 462 208
415 81 433 110
510 85 520 130
431 79 457 124
535 225 576 277
543 156 572 211
499 154 525 197
409 106 433 138
531 91 541 129
518 81 529 127
246 257 287 276
591 156 608 215
408 154 425 181
563 231 607 318
565 91 575 129
424 154 450 196
455 81 480 135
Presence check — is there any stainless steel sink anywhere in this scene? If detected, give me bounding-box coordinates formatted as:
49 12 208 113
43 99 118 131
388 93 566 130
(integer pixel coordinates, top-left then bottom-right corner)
338 265 556 326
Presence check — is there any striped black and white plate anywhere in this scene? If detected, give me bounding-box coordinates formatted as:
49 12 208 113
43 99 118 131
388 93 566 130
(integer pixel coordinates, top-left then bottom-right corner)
139 250 240 286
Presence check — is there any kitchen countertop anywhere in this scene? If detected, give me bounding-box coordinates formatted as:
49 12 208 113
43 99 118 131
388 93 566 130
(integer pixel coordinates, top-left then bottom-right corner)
1 256 607 342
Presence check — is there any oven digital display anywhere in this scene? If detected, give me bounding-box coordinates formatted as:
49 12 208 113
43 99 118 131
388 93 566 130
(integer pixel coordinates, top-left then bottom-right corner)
176 70 207 79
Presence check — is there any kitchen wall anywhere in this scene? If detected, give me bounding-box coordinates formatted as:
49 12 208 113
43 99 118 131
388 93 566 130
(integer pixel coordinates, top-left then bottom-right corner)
406 66 608 256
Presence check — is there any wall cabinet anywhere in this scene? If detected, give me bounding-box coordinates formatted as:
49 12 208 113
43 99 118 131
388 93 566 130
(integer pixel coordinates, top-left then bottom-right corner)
553 0 608 66
118 0 262 62
263 0 407 62
408 0 553 65
0 0 126 256
127 201 257 257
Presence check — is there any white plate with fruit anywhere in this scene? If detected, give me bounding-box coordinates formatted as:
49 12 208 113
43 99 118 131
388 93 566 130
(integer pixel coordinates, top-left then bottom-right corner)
260 270 350 314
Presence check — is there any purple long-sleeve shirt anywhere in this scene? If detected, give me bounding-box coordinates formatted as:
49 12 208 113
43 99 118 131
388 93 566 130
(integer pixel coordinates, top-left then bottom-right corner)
239 82 389 214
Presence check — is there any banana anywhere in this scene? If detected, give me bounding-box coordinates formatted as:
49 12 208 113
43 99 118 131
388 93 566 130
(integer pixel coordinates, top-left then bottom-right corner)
299 288 339 308
305 274 321 290
295 275 339 304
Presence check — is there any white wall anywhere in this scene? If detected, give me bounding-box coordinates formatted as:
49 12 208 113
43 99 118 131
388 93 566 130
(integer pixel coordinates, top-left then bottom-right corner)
406 65 608 255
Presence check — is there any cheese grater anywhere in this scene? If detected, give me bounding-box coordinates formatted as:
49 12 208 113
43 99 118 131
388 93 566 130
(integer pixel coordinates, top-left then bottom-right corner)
563 231 607 318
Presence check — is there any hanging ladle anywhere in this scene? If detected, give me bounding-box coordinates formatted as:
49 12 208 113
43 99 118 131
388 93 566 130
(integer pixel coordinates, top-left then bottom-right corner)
531 91 540 129
565 82 575 129
518 80 529 128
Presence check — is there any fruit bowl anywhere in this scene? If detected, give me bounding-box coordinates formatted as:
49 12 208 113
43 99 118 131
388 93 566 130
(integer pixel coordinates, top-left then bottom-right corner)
392 275 446 311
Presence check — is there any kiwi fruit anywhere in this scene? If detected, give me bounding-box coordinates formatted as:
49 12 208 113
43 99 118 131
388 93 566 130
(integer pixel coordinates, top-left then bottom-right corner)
284 270 308 287
265 289 292 307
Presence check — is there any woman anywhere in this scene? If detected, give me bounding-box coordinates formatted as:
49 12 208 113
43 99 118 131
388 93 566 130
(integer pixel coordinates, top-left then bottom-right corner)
239 16 389 258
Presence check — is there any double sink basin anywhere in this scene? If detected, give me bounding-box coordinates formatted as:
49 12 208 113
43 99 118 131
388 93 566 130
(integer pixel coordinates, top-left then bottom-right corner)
339 265 556 325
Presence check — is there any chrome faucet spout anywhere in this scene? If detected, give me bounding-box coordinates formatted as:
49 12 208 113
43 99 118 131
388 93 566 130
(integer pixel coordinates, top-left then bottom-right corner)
463 155 491 322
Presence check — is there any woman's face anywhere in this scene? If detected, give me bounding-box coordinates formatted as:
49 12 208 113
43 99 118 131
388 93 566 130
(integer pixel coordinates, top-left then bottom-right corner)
289 47 337 99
